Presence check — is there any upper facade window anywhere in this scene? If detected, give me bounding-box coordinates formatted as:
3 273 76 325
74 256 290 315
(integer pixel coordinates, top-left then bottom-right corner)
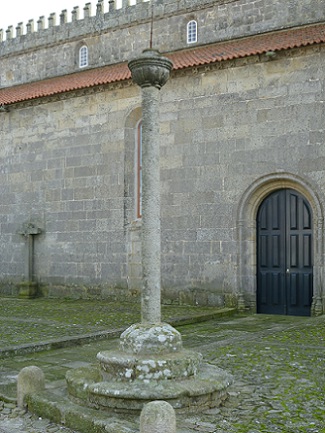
79 45 88 68
187 20 197 44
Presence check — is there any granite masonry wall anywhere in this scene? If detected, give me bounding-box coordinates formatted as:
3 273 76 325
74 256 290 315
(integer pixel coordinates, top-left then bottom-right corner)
1 0 325 312
1 0 325 87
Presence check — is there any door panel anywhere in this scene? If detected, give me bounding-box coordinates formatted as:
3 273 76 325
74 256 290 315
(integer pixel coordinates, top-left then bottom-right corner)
257 189 313 316
286 190 313 316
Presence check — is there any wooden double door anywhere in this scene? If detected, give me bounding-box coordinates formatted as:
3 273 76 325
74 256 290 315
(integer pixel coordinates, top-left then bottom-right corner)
257 189 313 316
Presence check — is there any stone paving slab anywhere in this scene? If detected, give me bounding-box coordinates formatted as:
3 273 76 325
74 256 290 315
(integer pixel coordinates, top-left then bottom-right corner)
0 298 324 432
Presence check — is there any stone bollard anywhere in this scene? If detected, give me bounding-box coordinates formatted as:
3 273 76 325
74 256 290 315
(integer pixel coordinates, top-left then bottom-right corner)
140 400 176 433
17 366 45 408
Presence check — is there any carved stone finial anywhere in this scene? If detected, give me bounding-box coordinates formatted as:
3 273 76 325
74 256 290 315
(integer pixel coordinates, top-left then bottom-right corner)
128 49 173 90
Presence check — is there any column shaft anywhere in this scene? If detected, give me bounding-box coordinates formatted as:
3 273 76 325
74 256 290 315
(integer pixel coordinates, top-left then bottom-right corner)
141 85 161 324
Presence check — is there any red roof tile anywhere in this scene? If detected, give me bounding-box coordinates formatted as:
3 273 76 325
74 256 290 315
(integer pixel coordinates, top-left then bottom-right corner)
169 23 325 69
1 23 325 105
0 62 130 105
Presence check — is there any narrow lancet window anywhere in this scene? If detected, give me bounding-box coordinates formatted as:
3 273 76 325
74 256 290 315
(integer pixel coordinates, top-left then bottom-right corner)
79 45 88 68
187 20 198 44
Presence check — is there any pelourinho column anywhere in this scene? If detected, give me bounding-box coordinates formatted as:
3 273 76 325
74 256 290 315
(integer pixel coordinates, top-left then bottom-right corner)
65 50 233 413
128 49 173 324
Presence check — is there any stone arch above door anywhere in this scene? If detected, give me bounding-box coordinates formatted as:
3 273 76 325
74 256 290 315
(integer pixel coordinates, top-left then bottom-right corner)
237 173 324 315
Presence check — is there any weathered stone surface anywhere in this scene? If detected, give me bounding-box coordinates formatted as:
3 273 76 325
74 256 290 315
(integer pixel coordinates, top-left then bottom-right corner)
66 366 102 402
1 1 325 315
97 348 202 381
74 47 231 416
128 49 172 324
128 49 173 90
1 312 324 432
1 0 323 85
119 323 183 355
17 366 45 408
66 360 232 412
140 400 176 433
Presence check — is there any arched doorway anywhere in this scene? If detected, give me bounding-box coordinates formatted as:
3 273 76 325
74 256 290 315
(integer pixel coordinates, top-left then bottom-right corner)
256 189 313 316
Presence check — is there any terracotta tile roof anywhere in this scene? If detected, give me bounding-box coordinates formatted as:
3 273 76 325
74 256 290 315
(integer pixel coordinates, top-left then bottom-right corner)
1 23 325 105
169 22 325 68
0 62 130 105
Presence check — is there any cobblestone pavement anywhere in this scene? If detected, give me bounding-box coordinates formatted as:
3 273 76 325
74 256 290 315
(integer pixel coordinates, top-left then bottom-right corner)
0 404 74 433
0 298 324 432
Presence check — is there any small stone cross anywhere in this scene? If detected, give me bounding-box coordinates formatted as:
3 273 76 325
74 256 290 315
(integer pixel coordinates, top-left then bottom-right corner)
18 222 42 282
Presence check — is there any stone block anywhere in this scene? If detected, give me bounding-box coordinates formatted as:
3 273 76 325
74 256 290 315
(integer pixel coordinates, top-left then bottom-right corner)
140 401 176 433
1 0 325 313
17 366 45 408
18 281 39 299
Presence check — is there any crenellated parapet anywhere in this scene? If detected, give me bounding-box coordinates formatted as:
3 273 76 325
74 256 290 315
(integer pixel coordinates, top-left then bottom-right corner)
0 0 115 37
0 0 216 53
0 1 124 44
1 0 325 55
1 0 324 89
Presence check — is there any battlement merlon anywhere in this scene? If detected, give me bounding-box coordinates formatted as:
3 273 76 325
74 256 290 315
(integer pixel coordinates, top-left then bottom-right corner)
0 0 217 52
1 0 325 55
1 0 325 67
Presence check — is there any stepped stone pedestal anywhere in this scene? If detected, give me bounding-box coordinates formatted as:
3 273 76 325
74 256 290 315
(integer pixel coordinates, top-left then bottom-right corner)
66 322 233 412
66 49 233 413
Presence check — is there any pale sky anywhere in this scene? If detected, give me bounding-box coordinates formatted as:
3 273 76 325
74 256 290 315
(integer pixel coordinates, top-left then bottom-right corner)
0 0 126 36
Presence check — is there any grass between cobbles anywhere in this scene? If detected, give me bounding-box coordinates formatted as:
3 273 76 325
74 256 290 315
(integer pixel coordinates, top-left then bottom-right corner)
0 297 229 347
178 315 325 433
212 343 324 432
0 299 324 432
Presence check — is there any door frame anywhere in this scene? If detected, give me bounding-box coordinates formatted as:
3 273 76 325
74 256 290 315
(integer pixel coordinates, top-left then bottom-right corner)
237 173 324 315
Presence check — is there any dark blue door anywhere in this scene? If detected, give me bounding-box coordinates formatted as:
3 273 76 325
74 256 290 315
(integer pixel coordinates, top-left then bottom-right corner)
257 189 313 316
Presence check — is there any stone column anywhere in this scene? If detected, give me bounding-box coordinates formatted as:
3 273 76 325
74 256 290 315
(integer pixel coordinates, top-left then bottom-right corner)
18 222 42 298
128 49 173 324
67 54 233 408
18 222 42 282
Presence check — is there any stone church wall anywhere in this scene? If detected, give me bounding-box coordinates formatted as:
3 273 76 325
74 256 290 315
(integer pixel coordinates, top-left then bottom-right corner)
1 42 324 307
0 84 139 298
159 45 325 307
1 0 325 310
1 0 324 87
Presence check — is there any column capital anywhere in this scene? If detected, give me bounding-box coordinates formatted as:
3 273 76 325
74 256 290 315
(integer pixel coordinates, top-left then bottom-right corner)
128 49 173 90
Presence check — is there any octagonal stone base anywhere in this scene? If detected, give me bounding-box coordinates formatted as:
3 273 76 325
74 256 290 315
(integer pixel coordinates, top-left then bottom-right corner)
66 323 233 413
66 362 232 413
97 348 202 381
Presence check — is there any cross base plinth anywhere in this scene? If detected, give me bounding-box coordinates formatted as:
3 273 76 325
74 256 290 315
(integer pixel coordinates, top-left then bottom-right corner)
66 361 232 413
66 323 233 413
